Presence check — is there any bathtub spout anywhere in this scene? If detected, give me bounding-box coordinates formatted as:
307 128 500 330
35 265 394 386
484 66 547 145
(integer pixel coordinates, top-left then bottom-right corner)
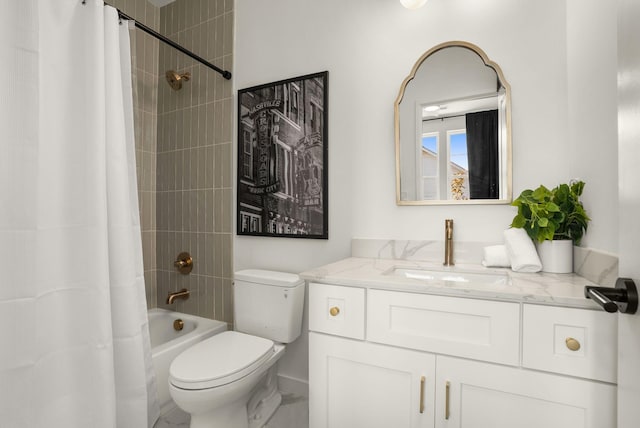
167 288 190 304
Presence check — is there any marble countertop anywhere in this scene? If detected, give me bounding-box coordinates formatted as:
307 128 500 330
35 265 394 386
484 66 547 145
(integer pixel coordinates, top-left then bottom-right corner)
300 257 603 309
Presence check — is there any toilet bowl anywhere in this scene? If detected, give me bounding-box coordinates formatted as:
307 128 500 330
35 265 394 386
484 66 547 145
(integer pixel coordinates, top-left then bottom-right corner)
168 269 305 428
169 331 285 428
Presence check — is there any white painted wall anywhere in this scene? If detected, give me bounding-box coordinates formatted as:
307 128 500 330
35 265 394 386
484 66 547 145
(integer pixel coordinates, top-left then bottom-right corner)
234 0 618 384
566 0 618 252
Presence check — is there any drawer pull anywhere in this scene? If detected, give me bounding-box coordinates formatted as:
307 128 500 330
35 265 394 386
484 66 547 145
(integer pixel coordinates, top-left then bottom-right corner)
445 381 451 420
565 337 581 351
329 306 340 316
419 376 425 414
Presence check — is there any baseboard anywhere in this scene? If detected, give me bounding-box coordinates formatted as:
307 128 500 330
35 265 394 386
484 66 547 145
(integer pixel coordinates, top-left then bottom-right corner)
277 374 309 398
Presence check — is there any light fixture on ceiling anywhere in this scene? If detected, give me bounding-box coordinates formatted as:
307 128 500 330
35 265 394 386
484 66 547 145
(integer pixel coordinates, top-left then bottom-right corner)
400 0 429 10
423 105 441 113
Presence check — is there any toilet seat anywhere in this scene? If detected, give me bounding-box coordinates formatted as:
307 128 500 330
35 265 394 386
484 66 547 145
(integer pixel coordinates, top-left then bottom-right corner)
169 331 274 390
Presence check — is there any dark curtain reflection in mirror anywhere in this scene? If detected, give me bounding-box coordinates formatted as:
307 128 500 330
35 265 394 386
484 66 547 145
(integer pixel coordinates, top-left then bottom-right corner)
466 109 498 199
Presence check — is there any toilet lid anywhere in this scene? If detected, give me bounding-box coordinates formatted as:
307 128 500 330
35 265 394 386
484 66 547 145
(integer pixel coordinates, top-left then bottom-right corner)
169 331 274 390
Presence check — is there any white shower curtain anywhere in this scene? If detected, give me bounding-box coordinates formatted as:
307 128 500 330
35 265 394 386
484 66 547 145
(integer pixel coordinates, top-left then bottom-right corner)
0 1 159 427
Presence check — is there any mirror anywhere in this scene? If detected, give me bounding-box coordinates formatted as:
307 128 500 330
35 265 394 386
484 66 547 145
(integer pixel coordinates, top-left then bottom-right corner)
395 41 512 205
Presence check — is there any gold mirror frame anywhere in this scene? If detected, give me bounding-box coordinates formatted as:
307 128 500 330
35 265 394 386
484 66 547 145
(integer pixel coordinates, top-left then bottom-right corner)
394 41 512 205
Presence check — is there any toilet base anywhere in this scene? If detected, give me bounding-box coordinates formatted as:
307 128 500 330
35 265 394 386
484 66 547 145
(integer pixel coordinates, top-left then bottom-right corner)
189 397 248 428
188 369 282 428
248 365 282 428
249 391 281 428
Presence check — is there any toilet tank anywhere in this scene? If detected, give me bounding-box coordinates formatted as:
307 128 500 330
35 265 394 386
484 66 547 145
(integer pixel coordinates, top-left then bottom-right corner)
234 269 305 343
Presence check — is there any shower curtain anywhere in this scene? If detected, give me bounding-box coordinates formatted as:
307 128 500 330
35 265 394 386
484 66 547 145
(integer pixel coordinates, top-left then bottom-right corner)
0 1 158 427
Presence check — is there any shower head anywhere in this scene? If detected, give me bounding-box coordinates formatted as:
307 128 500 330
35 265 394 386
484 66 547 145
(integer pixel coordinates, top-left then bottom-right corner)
166 70 191 91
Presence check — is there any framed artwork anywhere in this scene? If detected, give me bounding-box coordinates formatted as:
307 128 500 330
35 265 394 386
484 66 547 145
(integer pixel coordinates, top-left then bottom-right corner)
236 71 328 239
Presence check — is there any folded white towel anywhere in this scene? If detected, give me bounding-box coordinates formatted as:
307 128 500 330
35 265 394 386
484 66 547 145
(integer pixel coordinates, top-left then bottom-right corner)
503 228 542 273
482 245 511 267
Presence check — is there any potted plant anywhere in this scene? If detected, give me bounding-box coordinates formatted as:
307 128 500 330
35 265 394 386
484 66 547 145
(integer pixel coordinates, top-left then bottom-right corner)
510 180 590 273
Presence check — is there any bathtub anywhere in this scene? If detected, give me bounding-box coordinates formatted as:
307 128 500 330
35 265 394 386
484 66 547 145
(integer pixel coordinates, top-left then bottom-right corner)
148 308 227 415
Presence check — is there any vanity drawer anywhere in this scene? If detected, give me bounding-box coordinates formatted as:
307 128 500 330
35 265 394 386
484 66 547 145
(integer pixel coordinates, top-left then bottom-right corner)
309 283 366 340
522 304 617 383
367 289 520 365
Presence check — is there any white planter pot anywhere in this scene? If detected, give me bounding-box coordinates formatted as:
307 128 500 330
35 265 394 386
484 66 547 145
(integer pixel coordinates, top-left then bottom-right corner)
536 240 574 273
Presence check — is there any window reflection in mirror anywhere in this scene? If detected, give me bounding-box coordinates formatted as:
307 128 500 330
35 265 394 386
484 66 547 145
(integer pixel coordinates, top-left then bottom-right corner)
448 130 468 200
420 129 471 200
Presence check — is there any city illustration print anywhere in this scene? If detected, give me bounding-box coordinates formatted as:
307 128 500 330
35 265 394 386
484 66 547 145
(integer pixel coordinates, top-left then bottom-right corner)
237 71 328 239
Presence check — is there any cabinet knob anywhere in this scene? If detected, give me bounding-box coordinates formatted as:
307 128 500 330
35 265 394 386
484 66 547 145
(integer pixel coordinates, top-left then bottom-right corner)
329 306 340 317
565 337 581 351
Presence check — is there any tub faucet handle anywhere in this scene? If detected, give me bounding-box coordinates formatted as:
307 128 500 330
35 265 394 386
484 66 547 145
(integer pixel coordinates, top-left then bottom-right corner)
174 252 193 274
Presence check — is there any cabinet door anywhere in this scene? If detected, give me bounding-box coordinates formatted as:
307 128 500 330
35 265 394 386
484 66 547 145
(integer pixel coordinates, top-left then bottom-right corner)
310 332 436 428
434 356 616 428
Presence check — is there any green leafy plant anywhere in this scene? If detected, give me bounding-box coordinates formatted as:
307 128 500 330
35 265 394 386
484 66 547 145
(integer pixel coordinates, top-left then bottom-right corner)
511 181 590 244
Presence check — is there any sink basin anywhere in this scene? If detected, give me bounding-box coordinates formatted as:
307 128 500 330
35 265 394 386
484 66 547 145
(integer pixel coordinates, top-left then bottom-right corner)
387 267 510 285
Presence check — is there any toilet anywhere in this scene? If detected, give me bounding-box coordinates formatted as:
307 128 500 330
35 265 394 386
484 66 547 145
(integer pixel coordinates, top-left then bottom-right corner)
168 269 305 428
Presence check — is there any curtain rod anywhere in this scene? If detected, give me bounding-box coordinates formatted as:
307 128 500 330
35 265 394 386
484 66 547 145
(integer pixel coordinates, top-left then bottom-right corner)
422 113 467 123
117 9 232 80
84 1 232 80
422 109 498 123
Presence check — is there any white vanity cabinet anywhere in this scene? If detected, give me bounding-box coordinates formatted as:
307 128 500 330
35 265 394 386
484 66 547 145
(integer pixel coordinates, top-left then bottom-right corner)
308 282 617 428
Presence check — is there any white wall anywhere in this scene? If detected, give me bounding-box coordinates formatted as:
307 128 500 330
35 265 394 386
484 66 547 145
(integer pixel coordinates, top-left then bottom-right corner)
234 0 618 384
566 0 618 251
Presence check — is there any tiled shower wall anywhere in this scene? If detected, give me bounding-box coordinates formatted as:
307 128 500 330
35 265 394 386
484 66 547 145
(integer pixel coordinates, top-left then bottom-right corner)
106 0 233 322
156 0 234 324
106 0 160 309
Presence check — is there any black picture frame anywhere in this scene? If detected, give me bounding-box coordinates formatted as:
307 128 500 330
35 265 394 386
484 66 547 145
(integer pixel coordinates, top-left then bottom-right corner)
236 71 328 239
